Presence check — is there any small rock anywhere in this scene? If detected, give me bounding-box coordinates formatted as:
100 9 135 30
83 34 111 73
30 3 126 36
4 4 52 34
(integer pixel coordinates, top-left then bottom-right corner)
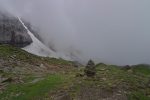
54 92 71 100
2 77 12 83
75 73 84 77
127 69 133 73
29 78 44 84
100 68 106 71
102 78 107 81
40 64 46 69
121 65 131 70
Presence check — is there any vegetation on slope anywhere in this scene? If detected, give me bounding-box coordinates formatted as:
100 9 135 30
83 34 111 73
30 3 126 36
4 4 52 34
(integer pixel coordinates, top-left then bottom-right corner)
0 44 150 100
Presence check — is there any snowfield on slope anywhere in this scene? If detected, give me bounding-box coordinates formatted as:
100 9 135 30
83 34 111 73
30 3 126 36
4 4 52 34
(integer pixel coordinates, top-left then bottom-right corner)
18 17 72 60
18 17 58 57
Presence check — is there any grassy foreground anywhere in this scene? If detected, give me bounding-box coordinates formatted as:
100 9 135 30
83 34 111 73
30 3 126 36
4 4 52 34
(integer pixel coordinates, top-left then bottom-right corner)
0 45 150 100
0 74 64 100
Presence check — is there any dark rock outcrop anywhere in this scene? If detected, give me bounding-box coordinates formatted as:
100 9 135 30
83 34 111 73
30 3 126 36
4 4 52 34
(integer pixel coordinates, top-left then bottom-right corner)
23 21 43 42
84 60 96 77
0 11 32 47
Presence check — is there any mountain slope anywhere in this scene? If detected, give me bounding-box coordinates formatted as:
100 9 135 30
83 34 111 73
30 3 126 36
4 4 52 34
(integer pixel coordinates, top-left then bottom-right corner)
0 11 77 61
0 45 150 100
0 11 61 58
18 17 59 57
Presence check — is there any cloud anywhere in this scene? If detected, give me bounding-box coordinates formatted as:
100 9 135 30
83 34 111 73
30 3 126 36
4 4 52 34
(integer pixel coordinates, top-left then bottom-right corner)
1 0 150 65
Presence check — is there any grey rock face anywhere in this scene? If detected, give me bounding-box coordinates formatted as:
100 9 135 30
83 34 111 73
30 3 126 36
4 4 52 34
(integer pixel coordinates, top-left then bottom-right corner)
0 12 32 47
23 21 43 42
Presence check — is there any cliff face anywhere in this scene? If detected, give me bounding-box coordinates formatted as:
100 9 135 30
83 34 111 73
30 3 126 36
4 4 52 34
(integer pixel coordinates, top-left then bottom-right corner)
0 12 32 47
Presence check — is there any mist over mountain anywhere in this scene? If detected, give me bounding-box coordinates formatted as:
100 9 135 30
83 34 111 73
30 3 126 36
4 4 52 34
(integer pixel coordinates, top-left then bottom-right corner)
0 0 150 65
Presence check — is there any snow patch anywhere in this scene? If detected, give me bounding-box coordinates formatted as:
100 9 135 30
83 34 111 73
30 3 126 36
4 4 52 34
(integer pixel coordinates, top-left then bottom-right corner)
18 17 58 57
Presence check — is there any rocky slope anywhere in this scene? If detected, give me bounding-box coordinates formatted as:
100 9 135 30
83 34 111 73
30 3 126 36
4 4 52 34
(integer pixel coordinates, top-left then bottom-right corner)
0 11 60 58
0 11 32 47
0 45 150 100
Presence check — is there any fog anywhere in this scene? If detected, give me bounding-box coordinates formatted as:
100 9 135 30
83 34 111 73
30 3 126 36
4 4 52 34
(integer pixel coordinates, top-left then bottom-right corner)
0 0 150 65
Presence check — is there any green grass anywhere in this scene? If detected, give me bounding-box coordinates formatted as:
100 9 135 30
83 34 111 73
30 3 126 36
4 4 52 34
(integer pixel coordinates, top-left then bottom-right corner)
132 64 150 76
0 74 65 100
0 44 73 66
1 45 150 99
43 57 73 66
76 64 150 99
128 91 150 100
0 44 39 61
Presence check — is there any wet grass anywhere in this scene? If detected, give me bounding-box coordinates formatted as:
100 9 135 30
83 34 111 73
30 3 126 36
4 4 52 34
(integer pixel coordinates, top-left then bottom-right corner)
0 74 65 100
